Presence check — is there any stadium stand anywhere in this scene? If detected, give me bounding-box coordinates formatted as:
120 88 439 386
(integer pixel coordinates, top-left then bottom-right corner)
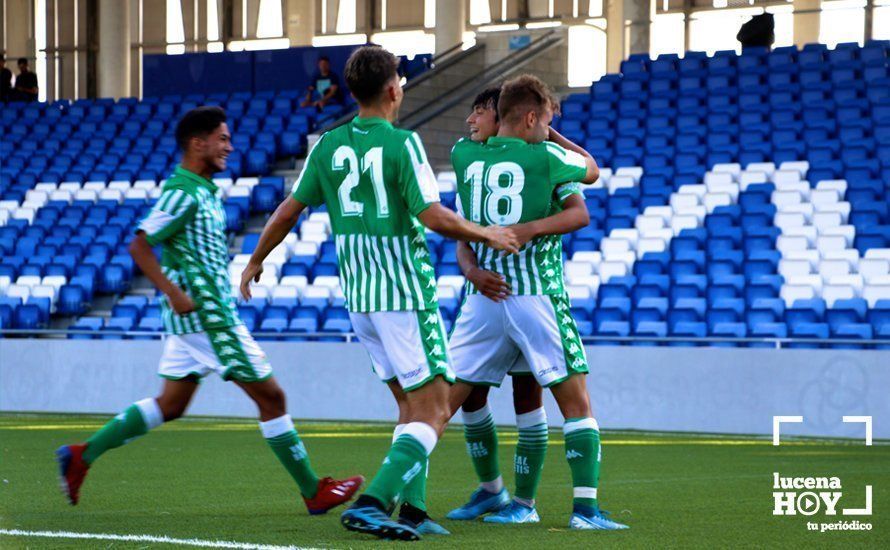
1 41 889 347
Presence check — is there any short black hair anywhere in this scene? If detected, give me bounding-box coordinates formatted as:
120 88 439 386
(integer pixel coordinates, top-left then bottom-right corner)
344 46 399 105
472 87 501 122
18 57 27 65
175 106 227 151
319 56 330 63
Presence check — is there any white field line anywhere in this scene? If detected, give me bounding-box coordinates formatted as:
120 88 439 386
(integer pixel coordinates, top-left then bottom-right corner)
0 529 321 549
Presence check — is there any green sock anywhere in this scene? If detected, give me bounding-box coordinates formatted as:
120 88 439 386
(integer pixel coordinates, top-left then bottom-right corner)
83 398 163 464
564 417 601 508
515 408 549 501
462 405 500 485
365 423 436 509
261 415 320 499
394 425 428 511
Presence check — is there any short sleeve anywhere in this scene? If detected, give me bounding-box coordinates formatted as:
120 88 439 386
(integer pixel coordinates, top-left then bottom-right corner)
137 188 197 245
544 141 588 185
398 132 440 216
290 138 326 207
555 182 583 205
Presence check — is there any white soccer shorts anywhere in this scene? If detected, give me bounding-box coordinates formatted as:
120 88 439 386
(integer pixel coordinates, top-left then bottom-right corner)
350 309 455 391
449 293 588 388
157 325 272 383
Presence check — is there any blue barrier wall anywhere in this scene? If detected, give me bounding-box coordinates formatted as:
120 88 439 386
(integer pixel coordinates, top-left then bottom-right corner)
1 340 888 439
143 45 361 97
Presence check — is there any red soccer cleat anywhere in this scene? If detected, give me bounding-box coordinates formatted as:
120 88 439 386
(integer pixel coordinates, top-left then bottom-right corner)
56 444 89 505
303 475 365 515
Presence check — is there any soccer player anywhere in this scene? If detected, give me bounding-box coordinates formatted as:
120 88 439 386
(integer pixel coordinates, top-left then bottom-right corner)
445 87 550 522
239 46 520 541
56 107 363 516
447 75 629 530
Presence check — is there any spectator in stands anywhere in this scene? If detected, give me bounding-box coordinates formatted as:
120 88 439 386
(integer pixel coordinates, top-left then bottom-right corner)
0 56 12 102
300 56 342 109
737 13 774 51
13 58 38 102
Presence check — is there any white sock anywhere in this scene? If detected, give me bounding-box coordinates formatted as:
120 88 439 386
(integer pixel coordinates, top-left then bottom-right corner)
480 476 505 494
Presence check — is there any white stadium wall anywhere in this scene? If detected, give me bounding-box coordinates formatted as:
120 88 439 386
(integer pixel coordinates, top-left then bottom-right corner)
0 340 888 439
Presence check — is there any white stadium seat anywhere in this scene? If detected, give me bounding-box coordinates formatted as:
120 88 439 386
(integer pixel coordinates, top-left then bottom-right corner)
819 260 851 279
99 189 123 203
614 166 643 183
58 182 82 192
827 275 864 294
437 276 465 293
704 172 734 187
780 284 816 307
677 184 707 200
859 258 890 282
771 190 802 208
810 188 840 204
782 226 818 246
597 261 627 282
774 212 806 230
670 193 700 212
862 284 890 307
778 259 812 278
816 235 847 255
635 215 665 232
703 192 732 213
778 160 809 177
670 215 699 235
108 180 132 191
785 249 820 268
600 237 631 255
564 261 594 279
772 169 802 186
745 162 776 177
572 251 602 264
819 225 855 246
739 171 769 190
271 286 299 302
607 175 635 193
279 275 309 290
786 274 824 293
570 275 601 292
235 177 259 189
812 212 842 231
822 285 856 306
636 238 667 257
41 276 67 290
815 179 847 196
6 284 31 301
12 208 35 224
711 163 741 179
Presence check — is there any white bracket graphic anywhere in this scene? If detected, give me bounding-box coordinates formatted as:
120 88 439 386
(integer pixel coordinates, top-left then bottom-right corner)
843 486 873 516
773 416 804 446
842 416 873 446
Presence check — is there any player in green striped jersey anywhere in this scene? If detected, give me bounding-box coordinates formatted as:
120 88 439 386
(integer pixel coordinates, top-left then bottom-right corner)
57 107 363 516
444 86 552 521
241 46 519 541
446 75 628 530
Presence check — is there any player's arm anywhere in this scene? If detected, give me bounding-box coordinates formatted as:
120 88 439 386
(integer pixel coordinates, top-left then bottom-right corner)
402 132 520 253
418 203 519 254
129 233 195 314
511 193 589 248
241 196 307 300
129 190 198 314
457 240 510 302
548 126 599 184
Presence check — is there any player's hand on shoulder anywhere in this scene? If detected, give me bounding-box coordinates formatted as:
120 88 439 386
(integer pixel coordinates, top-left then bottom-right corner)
239 262 264 301
483 226 520 255
168 287 196 315
467 267 511 302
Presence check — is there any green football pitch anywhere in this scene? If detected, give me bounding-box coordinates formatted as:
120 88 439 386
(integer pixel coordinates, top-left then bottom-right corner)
1 414 887 549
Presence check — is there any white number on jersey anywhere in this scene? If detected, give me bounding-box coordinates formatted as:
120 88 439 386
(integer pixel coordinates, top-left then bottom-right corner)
333 145 389 218
464 161 525 225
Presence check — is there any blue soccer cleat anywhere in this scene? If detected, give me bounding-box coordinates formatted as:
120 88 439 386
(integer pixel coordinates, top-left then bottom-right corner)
341 505 421 541
568 505 629 530
446 487 510 520
482 500 540 524
400 517 451 536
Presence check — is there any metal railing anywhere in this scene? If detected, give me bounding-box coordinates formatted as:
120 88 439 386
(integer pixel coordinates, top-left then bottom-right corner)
401 29 565 131
316 41 487 134
0 328 886 349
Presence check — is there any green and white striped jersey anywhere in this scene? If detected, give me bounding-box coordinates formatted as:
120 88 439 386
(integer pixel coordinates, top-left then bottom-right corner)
291 116 440 313
137 166 240 334
451 137 586 296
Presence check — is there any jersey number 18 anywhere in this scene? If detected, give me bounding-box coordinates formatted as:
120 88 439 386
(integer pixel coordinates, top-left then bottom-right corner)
464 161 525 225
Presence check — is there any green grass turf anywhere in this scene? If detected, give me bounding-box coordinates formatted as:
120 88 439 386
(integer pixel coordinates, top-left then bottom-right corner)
1 414 888 549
